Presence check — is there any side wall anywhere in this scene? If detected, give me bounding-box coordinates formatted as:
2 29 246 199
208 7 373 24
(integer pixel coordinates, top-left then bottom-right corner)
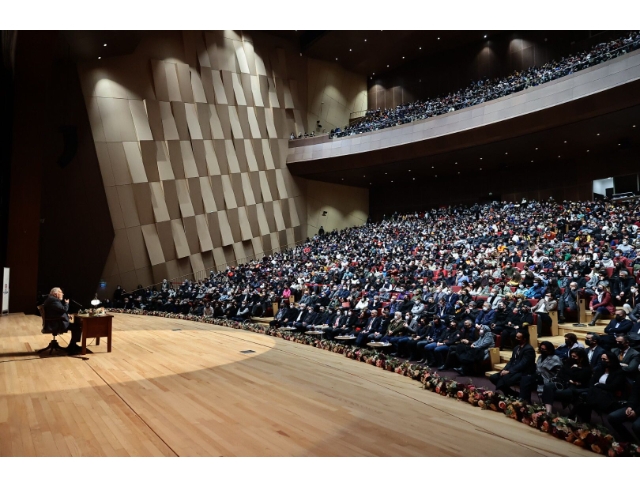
303 179 369 236
307 58 367 133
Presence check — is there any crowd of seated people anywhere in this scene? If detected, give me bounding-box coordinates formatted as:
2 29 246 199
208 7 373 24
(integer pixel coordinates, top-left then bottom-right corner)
329 31 640 139
109 197 640 442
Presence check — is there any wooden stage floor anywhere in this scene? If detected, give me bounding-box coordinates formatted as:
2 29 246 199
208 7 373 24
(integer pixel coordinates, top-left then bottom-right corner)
0 313 596 457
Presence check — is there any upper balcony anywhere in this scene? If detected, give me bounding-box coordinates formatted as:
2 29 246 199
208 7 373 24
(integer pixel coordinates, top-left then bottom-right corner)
287 49 640 178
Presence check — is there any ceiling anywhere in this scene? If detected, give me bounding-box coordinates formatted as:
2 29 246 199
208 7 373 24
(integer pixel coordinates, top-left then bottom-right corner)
298 104 640 188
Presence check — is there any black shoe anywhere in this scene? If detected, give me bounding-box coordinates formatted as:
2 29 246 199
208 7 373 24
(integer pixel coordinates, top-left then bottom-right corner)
437 365 447 371
588 322 596 327
454 367 465 376
390 352 398 357
573 323 587 327
66 344 82 355
558 318 566 324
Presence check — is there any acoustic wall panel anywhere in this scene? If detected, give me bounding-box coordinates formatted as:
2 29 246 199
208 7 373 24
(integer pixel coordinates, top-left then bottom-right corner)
184 103 203 139
246 107 262 139
175 179 195 218
123 142 148 184
202 140 221 175
227 105 244 139
190 68 208 103
207 104 225 139
216 210 234 246
129 100 154 141
195 214 214 251
199 176 217 213
155 141 175 180
170 101 190 140
170 219 191 259
220 174 238 209
176 62 194 103
165 62 182 102
149 182 171 222
116 184 142 228
237 206 253 241
211 70 228 104
159 101 180 140
189 252 205 275
141 223 166 266
231 72 247 105
225 140 241 173
140 141 160 182
180 140 199 178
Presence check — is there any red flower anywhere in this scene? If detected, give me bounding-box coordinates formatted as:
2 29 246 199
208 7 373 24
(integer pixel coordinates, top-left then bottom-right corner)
498 401 507 410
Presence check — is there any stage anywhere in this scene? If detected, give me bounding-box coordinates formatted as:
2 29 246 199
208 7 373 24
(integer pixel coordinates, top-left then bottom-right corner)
0 313 596 456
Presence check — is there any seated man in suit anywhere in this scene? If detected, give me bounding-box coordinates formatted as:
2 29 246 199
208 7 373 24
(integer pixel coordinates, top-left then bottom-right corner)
600 310 634 350
608 379 640 443
489 331 536 398
585 332 606 373
613 335 640 379
43 287 82 354
355 310 380 347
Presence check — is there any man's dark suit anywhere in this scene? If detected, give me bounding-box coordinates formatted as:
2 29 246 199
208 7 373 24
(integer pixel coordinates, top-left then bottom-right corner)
612 346 640 379
355 316 381 346
587 345 607 375
42 295 82 344
489 342 536 398
608 379 640 442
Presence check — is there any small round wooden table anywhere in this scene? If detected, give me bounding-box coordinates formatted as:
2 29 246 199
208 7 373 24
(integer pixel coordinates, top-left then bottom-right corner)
305 330 324 339
367 341 392 350
280 326 297 332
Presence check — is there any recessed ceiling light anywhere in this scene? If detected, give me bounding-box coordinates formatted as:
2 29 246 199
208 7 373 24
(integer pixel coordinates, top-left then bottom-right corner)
98 56 101 60
431 166 434 169
479 168 482 170
336 58 338 61
385 172 388 175
103 43 107 47
479 157 483 160
505 152 508 155
454 162 457 164
387 64 389 67
349 49 352 52
391 180 394 182
531 160 534 162
633 125 636 128
364 39 367 42
372 73 375 75
435 175 438 177
413 178 415 180
618 143 621 146
419 47 422 49
597 133 600 136
300 53 302 56
587 150 590 152
564 140 567 143
370 77 372 79
558 155 561 158
535 147 538 150
437 37 440 40
458 172 460 174
341 178 344 180
484 35 487 38
408 169 411 172
363 175 366 177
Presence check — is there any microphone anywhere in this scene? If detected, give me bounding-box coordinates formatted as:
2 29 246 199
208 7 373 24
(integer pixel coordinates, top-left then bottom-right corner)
71 299 84 308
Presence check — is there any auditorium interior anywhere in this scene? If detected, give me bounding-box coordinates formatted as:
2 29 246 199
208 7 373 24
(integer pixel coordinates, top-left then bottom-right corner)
2 21 640 470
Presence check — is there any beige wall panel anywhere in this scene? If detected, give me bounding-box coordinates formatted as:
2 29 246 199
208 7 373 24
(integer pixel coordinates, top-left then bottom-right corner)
222 246 235 266
249 172 262 204
275 79 286 109
236 106 252 142
280 198 291 228
162 180 181 220
85 97 106 143
252 139 265 170
219 35 239 72
149 182 171 223
250 76 264 107
129 100 154 141
272 108 286 139
155 141 175 180
183 216 200 255
105 186 125 231
265 169 279 201
258 171 273 202
224 140 241 174
135 266 154 288
201 250 214 272
243 241 254 260
101 245 119 282
156 221 177 263
267 77 279 108
305 180 369 235
264 108 278 139
255 203 270 236
143 100 164 141
212 246 226 270
220 174 238 209
243 40 258 76
170 219 190 259
292 109 305 135
127 226 151 270
278 230 287 249
108 142 133 185
118 270 139 293
253 106 268 138
234 140 248 173
199 176 217 213
207 104 225 139
237 206 253 241
286 227 296 247
176 257 193 280
140 224 166 267
132 183 154 226
232 242 245 262
283 83 294 109
229 173 244 207
203 31 222 70
258 75 270 108
245 204 260 237
164 260 181 282
122 142 148 184
240 73 254 107
263 201 276 233
193 32 210 68
220 71 236 107
272 199 286 232
175 179 195 218
289 80 300 109
140 140 160 182
176 62 194 103
254 48 267 76
167 141 185 179
215 105 233 139
244 140 259 172
180 141 199 178
230 72 247 106
189 253 205 276
209 175 225 210
151 262 168 285
113 228 136 274
246 107 262 139
240 172 256 206
164 62 182 102
207 212 222 248
226 208 241 243
159 101 180 140
261 235 272 253
203 140 221 175
184 103 203 139
97 97 138 143
151 60 170 102
200 69 216 103
269 232 280 253
227 105 244 139
234 40 251 74
190 139 208 177
274 168 288 199
116 184 141 228
170 101 190 140
95 142 115 187
194 214 214 252
195 103 212 139
288 194 301 227
277 140 290 168
211 69 229 105
251 236 263 258
293 225 303 244
281 168 301 199
216 210 234 247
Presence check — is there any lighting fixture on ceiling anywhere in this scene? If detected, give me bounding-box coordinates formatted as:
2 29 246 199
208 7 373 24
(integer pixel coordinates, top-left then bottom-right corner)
349 48 352 51
597 133 600 136
484 35 487 38
98 56 101 59
103 43 107 47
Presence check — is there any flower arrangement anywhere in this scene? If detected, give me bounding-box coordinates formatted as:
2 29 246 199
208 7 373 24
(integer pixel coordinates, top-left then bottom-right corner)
108 308 640 457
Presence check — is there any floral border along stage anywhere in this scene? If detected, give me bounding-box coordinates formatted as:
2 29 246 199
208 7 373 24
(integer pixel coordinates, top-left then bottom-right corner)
109 309 639 457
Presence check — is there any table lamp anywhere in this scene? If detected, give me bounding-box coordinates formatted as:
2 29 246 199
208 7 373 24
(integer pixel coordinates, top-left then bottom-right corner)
91 294 101 307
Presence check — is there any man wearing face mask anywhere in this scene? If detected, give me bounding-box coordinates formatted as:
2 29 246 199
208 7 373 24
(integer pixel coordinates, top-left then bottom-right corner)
489 331 536 398
554 332 584 360
475 302 496 328
600 310 634 350
588 285 615 326
625 286 640 320
607 379 640 443
446 323 495 376
489 302 510 336
432 320 462 369
558 281 579 324
612 335 640 379
585 332 606 372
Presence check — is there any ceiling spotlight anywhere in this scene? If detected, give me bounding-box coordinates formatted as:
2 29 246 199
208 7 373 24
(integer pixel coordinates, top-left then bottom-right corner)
103 43 107 47
413 178 415 181
437 37 440 40
458 172 460 174
633 125 636 128
535 147 539 150
431 166 434 169
387 64 389 67
300 53 302 56
408 169 411 172
479 157 483 160
505 152 508 155
618 143 621 146
531 160 534 162
370 77 372 79
454 162 458 164
349 49 352 51
402 56 405 59
372 73 375 75
435 175 438 177
364 39 367 42
419 47 422 49
484 35 487 38
98 56 101 60
341 178 344 181
564 140 567 143
479 168 482 171
369 183 372 185
558 155 561 158
363 175 366 177
336 58 338 61
587 150 590 152
391 180 394 183
597 133 600 136
385 172 388 175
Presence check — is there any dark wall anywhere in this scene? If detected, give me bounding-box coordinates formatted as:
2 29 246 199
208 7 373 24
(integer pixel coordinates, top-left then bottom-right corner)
368 31 626 110
5 32 113 313
368 147 640 220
